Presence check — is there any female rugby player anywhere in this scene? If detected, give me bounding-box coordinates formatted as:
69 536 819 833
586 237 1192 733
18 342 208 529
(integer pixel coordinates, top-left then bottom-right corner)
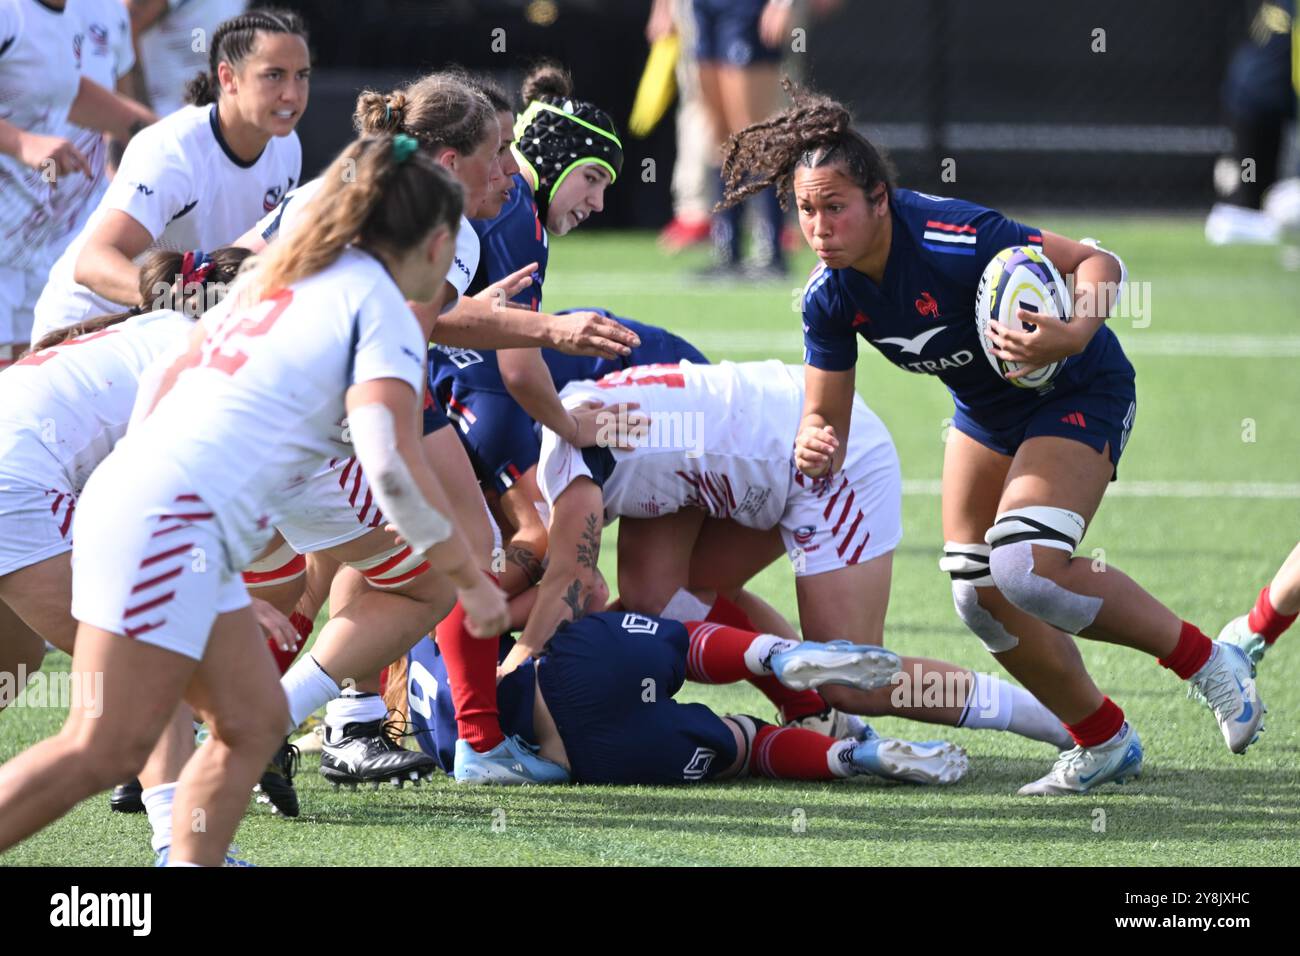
716 84 1263 795
0 134 504 866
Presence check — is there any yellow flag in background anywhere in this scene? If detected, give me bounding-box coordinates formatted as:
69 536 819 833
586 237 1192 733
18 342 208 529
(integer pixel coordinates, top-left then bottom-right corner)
628 34 680 138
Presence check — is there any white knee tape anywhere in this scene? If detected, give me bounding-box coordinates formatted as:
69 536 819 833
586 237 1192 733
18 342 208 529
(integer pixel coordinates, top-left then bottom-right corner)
951 579 1020 653
987 540 1102 635
940 541 993 587
985 506 1085 554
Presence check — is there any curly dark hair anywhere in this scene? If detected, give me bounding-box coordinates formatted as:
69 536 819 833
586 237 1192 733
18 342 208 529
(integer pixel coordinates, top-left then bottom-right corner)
717 79 896 212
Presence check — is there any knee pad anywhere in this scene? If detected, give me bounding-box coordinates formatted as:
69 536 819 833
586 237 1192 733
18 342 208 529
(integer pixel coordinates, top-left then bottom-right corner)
985 507 1101 634
942 542 1019 653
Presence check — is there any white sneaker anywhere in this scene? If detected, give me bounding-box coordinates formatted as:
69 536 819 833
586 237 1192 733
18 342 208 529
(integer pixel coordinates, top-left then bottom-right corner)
1189 642 1265 754
850 735 969 785
1205 202 1282 245
1217 615 1269 667
769 641 901 692
1017 723 1143 796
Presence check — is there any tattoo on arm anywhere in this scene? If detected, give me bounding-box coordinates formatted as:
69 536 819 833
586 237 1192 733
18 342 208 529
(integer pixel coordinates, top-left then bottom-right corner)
506 544 545 586
576 513 600 570
560 579 584 621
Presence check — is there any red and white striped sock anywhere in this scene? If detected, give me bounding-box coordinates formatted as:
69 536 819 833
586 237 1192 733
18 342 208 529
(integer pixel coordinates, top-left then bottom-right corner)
750 724 854 779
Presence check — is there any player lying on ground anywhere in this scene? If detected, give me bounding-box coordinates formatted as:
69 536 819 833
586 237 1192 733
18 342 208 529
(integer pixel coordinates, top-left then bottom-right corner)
403 610 969 786
503 358 1072 754
0 134 506 866
412 63 647 781
243 72 636 792
717 80 1265 794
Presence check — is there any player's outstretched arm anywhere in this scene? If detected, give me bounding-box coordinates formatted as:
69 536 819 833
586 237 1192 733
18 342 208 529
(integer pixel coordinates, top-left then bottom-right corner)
796 365 855 478
346 377 508 638
501 477 605 675
74 210 155 307
433 294 639 359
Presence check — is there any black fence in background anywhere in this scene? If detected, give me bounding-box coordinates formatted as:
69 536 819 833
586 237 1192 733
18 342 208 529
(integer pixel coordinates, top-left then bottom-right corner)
277 0 1256 223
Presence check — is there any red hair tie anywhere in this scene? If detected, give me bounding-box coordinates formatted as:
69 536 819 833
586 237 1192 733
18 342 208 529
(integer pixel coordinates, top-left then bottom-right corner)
181 249 214 287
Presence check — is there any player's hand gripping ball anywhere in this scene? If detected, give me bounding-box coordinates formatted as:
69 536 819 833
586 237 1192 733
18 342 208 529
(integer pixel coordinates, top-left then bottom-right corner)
975 245 1072 388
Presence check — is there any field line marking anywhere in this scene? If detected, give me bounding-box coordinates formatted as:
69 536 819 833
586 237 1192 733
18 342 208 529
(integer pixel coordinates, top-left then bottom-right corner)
901 479 1300 499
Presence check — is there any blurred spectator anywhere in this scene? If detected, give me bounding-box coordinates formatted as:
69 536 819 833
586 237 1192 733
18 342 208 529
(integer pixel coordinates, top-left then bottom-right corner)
1206 0 1296 243
648 0 714 252
125 0 249 117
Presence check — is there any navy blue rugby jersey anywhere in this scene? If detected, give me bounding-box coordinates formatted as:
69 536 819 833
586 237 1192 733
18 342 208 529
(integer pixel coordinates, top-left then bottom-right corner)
429 173 552 396
801 188 1131 429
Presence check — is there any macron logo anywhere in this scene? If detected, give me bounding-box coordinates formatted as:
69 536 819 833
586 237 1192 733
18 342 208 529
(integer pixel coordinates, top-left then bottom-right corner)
50 886 151 936
876 325 948 356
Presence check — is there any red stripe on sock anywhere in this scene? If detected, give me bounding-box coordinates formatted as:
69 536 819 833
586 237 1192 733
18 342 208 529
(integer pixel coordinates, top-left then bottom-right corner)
1065 697 1125 748
435 580 504 752
1158 621 1214 680
750 725 836 780
1248 585 1297 644
685 621 753 683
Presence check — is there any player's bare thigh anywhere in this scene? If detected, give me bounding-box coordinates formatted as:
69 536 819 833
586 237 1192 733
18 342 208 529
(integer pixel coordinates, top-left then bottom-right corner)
795 550 892 647
0 552 78 654
423 426 493 566
616 508 709 613
687 519 785 594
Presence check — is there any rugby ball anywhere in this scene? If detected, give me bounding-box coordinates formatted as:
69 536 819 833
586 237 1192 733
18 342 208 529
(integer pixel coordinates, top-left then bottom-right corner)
975 245 1072 389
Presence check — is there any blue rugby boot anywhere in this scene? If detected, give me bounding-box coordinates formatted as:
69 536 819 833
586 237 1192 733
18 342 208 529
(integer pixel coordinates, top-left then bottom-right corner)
770 641 901 693
453 734 570 785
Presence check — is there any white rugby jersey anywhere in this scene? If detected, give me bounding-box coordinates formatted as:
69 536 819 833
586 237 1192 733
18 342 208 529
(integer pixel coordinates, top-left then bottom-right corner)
124 247 427 566
0 0 83 267
34 102 300 337
0 308 194 493
138 0 247 117
43 0 134 261
255 176 480 304
538 360 804 527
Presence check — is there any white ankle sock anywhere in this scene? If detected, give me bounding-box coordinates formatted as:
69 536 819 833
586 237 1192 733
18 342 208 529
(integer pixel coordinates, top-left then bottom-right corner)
959 673 1074 748
827 739 856 778
142 782 177 853
325 690 387 738
743 634 798 675
281 655 340 731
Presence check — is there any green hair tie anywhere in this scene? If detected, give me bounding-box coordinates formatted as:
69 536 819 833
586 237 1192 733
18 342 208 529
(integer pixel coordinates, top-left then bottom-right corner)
392 133 419 164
